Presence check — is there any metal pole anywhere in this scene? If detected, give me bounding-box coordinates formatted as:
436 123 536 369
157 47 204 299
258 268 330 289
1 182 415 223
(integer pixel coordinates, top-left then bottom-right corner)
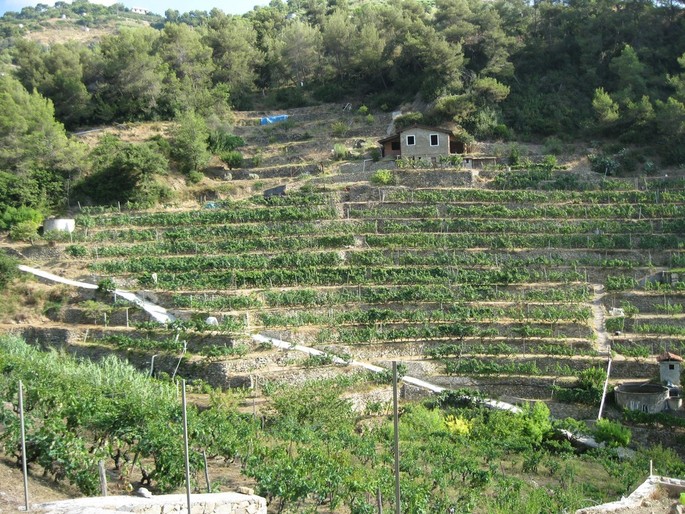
203 450 211 493
181 380 192 514
392 362 400 514
597 358 612 421
19 380 29 511
149 355 157 378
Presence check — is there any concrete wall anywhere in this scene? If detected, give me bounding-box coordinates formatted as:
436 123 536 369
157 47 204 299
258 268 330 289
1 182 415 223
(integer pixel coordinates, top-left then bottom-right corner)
576 476 685 513
614 383 669 413
37 492 266 514
401 127 449 158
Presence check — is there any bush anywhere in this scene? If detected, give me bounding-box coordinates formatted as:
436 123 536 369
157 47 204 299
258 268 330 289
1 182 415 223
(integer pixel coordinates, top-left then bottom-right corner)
187 170 204 184
0 206 44 230
543 136 565 155
333 143 349 160
66 245 88 257
9 220 39 242
312 83 347 102
0 252 17 289
331 121 348 138
97 278 116 293
594 418 631 447
371 169 395 185
221 150 244 169
393 112 424 130
370 147 381 162
508 144 521 166
208 131 245 153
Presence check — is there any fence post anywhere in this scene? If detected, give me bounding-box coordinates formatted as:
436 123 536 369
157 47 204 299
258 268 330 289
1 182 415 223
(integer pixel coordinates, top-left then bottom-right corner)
19 381 29 511
181 380 192 514
98 460 107 496
392 362 400 514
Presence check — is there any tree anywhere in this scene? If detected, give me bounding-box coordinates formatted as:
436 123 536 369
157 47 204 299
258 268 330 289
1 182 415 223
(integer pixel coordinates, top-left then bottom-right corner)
75 135 170 206
203 13 263 109
322 9 355 80
277 20 323 87
609 44 648 104
90 27 166 122
156 23 216 114
0 75 84 212
592 87 619 124
170 111 210 175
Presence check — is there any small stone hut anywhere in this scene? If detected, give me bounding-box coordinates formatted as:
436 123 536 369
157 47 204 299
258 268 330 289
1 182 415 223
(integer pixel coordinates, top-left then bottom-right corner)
657 351 682 387
378 125 465 159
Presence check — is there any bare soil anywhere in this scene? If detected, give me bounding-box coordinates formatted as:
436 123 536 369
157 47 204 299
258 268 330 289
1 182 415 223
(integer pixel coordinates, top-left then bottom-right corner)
0 456 76 512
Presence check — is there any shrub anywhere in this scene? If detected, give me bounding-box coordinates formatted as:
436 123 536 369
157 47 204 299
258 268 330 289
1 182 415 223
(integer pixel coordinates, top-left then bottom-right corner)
0 252 17 289
370 147 381 162
357 105 369 116
251 150 263 168
208 131 245 153
508 144 521 166
365 113 375 124
371 169 395 185
9 220 39 243
594 418 631 447
541 154 558 169
66 245 88 257
187 170 204 184
445 415 472 437
543 136 565 155
393 112 424 130
221 150 244 170
0 206 44 230
331 121 348 138
333 143 349 160
97 278 116 293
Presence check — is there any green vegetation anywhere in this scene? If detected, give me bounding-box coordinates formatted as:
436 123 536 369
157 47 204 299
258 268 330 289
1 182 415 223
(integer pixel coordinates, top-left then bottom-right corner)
2 336 682 512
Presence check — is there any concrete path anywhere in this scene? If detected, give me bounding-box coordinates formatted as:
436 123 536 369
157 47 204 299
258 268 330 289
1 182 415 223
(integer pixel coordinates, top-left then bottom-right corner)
591 284 611 355
17 265 176 324
251 334 522 413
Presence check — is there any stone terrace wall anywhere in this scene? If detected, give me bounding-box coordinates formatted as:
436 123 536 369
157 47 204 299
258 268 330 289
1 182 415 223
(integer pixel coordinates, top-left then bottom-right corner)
38 492 266 514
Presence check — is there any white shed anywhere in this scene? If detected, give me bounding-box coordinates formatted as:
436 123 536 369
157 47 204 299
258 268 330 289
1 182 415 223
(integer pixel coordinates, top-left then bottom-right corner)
43 218 76 233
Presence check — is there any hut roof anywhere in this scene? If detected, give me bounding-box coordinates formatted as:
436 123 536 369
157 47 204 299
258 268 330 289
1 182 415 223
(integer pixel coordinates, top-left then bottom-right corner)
657 352 683 362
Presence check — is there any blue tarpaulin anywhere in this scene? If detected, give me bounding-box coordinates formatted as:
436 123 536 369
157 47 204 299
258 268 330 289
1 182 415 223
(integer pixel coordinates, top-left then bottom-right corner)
260 114 289 125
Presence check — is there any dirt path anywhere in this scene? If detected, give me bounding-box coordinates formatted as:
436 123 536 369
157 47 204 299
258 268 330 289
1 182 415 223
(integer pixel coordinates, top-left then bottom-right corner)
591 283 611 355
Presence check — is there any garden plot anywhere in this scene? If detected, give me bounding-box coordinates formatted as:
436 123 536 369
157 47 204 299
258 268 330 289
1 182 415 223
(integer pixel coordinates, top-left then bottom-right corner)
15 177 682 402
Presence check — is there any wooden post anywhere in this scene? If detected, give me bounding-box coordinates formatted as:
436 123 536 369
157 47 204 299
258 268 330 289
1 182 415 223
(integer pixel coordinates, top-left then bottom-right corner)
203 451 211 493
181 380 192 514
19 381 29 511
377 486 383 514
98 460 107 496
392 362 400 514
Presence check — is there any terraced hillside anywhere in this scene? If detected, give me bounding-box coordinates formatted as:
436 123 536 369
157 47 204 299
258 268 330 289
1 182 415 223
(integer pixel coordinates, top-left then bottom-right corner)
7 147 685 416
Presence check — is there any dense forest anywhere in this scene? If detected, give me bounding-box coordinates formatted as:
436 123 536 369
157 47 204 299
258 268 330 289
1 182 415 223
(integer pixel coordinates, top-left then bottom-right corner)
0 0 685 225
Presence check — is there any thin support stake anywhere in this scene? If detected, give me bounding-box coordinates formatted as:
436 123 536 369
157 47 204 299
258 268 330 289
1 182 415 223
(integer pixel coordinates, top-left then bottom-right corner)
181 380 192 514
392 362 401 514
98 460 107 496
19 380 29 511
203 450 211 493
597 358 612 421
